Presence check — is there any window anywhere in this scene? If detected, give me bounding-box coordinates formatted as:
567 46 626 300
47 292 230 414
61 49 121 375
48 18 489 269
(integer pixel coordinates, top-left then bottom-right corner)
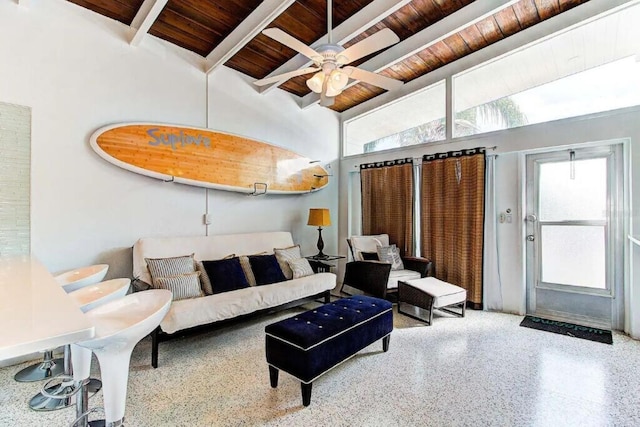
453 4 640 137
343 80 445 157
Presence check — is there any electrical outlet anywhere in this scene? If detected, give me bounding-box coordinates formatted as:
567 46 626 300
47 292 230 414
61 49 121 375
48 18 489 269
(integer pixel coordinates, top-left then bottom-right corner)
499 213 506 223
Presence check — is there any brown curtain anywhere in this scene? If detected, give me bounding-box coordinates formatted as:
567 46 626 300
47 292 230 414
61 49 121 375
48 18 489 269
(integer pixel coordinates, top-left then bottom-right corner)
420 149 485 307
361 158 414 257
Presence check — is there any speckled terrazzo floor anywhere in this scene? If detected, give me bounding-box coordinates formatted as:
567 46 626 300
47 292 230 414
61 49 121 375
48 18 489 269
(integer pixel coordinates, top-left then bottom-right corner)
2 304 640 427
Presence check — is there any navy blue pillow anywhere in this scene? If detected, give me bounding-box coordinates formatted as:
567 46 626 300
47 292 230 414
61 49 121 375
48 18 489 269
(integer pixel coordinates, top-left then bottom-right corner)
361 251 379 261
249 254 287 286
202 257 249 294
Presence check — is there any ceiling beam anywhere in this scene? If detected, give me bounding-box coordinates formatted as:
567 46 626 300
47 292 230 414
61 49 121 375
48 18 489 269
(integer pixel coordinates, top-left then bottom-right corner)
129 0 169 47
300 0 521 109
205 0 297 74
259 0 411 95
342 0 640 121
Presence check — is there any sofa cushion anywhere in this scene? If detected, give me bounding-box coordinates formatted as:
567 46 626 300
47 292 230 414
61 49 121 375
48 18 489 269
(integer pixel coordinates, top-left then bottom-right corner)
145 254 195 286
249 254 287 286
159 272 337 334
288 258 314 279
274 245 302 280
377 244 404 271
154 272 203 301
202 257 250 294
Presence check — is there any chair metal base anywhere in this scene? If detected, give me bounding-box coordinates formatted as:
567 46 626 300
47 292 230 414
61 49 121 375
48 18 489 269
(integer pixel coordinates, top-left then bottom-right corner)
29 378 102 412
14 356 64 382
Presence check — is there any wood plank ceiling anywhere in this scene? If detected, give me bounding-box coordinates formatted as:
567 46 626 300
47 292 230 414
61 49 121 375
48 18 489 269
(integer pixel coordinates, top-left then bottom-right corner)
67 0 590 113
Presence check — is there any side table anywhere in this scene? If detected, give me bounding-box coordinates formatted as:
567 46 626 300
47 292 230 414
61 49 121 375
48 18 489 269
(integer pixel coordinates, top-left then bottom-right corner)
304 255 345 273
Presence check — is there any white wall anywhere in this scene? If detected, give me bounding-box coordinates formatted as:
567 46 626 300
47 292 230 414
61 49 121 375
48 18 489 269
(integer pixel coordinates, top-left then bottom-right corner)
339 106 640 337
206 66 340 258
0 0 340 280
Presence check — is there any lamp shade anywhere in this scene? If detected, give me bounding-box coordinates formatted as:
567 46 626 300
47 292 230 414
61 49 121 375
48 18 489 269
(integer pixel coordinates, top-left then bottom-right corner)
306 72 325 94
307 208 331 227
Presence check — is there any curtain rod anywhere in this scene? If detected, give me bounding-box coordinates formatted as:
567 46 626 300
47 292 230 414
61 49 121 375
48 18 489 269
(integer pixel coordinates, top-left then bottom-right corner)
356 146 497 169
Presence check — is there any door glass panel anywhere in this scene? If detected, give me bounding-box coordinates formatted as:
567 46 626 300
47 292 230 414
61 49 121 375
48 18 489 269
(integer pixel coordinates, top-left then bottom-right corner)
540 225 606 289
539 158 607 221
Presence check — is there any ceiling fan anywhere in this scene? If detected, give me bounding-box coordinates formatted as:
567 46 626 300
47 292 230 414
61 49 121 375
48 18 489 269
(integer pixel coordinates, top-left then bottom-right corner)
253 0 404 107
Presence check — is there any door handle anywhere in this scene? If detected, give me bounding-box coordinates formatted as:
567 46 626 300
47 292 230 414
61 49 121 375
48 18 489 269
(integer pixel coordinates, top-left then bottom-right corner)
526 235 535 241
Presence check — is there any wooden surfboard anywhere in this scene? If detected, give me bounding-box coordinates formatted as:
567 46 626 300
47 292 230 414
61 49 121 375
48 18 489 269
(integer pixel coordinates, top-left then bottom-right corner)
90 123 329 195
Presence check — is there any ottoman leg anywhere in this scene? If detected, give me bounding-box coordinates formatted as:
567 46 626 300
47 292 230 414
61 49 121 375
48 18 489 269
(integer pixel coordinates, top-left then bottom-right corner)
301 382 312 407
382 335 390 352
269 366 279 388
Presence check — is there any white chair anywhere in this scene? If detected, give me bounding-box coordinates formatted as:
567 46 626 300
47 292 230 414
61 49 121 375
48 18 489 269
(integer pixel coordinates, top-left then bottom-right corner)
14 264 109 383
72 289 172 427
29 279 130 412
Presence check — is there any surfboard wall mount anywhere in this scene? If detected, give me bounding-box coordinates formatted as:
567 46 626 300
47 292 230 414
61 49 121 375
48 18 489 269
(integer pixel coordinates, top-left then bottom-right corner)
248 182 268 196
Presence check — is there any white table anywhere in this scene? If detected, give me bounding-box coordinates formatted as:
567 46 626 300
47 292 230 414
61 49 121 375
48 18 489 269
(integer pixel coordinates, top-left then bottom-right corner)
0 255 95 361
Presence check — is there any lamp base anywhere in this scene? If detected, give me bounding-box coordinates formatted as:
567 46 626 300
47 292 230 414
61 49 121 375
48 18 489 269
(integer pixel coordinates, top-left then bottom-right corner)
311 253 329 260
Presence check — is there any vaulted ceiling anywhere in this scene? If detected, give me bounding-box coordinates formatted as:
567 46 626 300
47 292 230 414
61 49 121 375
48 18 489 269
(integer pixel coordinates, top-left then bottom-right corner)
66 0 594 113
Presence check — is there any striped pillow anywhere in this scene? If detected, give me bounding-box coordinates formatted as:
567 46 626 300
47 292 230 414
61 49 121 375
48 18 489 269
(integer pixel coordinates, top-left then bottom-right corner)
154 272 203 301
146 254 195 286
239 256 257 286
274 245 302 280
288 258 314 279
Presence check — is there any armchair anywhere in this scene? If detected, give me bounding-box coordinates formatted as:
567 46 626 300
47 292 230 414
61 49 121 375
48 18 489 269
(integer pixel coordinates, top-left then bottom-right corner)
343 234 432 300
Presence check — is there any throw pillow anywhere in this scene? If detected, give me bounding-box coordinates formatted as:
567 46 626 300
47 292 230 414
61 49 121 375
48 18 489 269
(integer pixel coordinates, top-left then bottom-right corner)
248 254 287 286
154 272 203 301
195 261 213 295
239 256 257 286
146 254 196 286
202 257 250 294
360 251 379 261
274 245 302 280
288 258 314 279
376 245 404 271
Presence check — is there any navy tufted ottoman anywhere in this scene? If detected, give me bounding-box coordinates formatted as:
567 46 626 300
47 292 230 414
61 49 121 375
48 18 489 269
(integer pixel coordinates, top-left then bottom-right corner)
265 295 393 406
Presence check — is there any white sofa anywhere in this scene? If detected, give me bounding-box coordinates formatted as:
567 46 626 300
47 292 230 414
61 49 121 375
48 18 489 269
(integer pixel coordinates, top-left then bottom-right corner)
132 231 336 367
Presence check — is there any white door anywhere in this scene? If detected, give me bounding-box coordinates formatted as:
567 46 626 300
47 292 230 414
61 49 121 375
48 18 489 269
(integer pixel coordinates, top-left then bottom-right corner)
525 144 624 329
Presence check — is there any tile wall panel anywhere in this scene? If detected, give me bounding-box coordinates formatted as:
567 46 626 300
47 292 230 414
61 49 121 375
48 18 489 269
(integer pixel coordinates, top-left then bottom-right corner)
0 102 31 255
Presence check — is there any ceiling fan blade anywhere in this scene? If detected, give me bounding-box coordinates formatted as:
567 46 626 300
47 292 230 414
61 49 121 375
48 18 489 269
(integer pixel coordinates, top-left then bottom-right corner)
343 66 404 91
262 28 322 62
338 28 400 65
253 67 320 86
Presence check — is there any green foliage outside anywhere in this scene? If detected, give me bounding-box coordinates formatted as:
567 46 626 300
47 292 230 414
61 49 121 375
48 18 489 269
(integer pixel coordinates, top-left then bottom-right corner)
363 96 528 153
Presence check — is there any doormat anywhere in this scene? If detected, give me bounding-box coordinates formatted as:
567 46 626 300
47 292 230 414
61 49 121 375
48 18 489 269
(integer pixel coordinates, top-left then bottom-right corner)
519 316 613 345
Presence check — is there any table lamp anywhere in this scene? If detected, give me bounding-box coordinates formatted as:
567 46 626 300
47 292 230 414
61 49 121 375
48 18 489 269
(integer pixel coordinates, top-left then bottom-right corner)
307 208 331 259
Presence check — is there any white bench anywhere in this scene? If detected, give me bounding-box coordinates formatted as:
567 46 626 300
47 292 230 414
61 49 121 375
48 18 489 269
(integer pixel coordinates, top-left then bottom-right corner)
397 277 466 325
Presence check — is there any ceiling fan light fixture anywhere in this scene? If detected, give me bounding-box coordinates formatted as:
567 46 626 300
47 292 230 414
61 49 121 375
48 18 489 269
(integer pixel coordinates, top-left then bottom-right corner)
306 72 325 93
329 69 349 91
325 84 341 98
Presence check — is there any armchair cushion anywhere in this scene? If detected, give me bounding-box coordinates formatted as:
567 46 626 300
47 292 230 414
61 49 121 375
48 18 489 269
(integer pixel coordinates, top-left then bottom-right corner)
388 269 421 289
348 234 389 261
